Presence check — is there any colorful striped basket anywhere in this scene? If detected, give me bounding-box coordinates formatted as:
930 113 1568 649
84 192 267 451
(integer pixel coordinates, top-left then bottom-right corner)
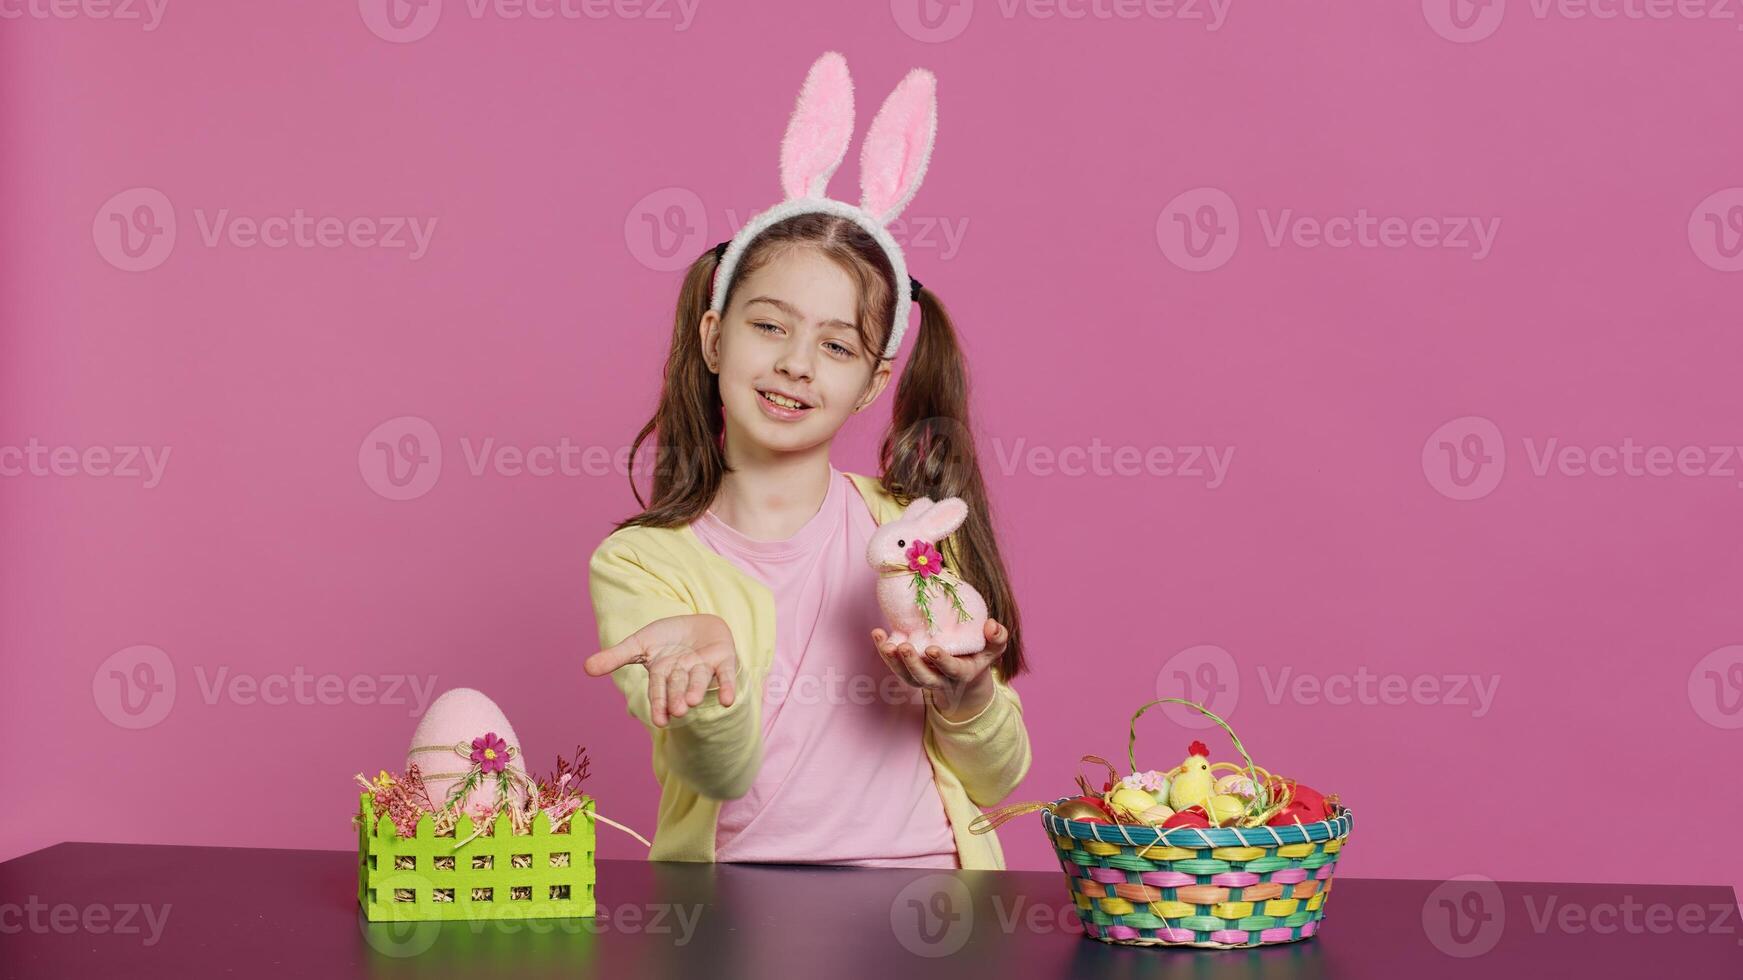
1042 797 1352 947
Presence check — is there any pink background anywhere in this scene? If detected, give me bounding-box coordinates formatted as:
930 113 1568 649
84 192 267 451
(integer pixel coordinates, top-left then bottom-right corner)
3 0 1740 909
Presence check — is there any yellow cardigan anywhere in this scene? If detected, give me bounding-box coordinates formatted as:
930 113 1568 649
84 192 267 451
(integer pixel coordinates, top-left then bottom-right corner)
586 470 1032 870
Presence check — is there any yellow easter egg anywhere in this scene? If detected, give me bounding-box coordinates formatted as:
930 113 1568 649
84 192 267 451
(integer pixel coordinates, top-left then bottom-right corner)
1139 804 1175 825
1107 787 1157 820
1215 773 1257 798
1205 794 1248 825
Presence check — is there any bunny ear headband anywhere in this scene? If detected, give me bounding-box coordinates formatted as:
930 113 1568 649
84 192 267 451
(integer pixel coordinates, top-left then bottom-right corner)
708 51 939 362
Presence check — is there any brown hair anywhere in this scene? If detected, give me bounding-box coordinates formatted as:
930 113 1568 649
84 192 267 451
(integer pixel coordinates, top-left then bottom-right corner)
613 212 1027 683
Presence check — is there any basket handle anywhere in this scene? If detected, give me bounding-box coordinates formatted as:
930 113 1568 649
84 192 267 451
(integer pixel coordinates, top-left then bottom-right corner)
1127 697 1261 784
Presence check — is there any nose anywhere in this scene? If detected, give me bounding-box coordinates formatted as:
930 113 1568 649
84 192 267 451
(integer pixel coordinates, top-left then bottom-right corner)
773 334 815 383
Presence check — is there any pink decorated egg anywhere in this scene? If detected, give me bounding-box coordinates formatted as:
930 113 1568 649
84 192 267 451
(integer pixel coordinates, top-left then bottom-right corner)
406 688 528 817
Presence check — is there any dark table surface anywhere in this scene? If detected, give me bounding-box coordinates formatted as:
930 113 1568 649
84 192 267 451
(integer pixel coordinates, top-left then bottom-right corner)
2 842 1739 979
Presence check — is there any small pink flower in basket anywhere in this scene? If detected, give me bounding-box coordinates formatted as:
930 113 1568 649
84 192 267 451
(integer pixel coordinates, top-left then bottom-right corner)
471 732 509 774
906 539 943 577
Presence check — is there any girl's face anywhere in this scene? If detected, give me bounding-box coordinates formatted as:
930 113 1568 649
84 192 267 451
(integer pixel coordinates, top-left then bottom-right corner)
700 246 892 456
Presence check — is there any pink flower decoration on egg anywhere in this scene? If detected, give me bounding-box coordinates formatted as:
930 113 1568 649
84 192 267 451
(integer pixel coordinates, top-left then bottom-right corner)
470 732 509 774
906 540 943 578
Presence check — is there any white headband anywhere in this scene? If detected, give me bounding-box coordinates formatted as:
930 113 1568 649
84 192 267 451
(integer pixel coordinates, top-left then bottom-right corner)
707 51 939 362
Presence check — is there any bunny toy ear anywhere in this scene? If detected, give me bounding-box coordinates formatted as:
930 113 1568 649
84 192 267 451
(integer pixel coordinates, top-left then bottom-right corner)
899 496 936 522
780 51 856 201
859 67 938 226
912 497 968 541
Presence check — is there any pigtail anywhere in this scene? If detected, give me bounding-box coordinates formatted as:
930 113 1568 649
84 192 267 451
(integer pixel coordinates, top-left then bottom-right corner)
879 286 1029 683
616 249 731 530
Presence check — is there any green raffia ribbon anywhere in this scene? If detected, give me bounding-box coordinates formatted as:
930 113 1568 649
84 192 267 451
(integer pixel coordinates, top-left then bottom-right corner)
912 569 972 634
394 740 656 852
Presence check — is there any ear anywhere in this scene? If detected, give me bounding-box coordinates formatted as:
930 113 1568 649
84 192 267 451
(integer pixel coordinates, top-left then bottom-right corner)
913 497 967 540
899 496 936 523
781 51 856 201
859 67 938 225
698 309 721 373
853 360 893 413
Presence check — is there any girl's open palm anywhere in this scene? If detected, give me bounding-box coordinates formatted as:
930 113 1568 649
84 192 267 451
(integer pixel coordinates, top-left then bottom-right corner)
583 613 740 728
871 617 1008 720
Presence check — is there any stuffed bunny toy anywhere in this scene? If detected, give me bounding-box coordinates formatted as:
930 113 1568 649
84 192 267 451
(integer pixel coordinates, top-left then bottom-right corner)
867 496 989 655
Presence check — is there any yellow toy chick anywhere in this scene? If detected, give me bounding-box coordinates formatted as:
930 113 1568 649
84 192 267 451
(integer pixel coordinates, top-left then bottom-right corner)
1167 740 1216 811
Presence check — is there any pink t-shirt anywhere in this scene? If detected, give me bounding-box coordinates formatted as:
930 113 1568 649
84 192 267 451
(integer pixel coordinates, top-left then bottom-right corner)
689 463 959 868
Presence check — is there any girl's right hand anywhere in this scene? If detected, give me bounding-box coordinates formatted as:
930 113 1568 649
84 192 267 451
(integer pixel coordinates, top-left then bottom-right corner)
582 613 740 728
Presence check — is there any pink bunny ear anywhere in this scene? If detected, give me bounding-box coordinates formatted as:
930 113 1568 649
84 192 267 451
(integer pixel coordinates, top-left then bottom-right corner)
859 67 938 225
780 51 856 201
913 497 967 541
899 497 936 522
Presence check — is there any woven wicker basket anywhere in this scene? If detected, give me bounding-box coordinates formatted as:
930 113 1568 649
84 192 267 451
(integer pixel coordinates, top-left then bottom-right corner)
1043 797 1352 947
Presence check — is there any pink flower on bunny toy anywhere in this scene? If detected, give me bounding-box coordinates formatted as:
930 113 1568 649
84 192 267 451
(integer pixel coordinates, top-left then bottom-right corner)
906 539 943 577
868 496 989 656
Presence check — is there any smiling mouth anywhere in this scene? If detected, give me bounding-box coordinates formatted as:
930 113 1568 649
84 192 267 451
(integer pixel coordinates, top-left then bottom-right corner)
757 389 813 410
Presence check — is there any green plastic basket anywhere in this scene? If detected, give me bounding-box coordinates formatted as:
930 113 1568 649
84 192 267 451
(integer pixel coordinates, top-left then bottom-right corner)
356 791 597 921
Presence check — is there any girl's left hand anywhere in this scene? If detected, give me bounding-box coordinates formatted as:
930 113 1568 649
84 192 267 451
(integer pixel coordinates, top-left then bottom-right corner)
871 618 1008 722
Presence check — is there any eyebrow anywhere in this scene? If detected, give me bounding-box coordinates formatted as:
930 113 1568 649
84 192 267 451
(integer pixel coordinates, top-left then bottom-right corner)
745 296 858 334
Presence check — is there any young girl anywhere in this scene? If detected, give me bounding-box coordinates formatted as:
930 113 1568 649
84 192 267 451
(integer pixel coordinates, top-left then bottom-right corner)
583 53 1031 870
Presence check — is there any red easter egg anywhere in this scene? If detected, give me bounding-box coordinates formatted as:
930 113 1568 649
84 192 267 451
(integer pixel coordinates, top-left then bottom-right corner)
1161 806 1210 829
1289 782 1330 820
1265 800 1317 826
1263 779 1332 824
